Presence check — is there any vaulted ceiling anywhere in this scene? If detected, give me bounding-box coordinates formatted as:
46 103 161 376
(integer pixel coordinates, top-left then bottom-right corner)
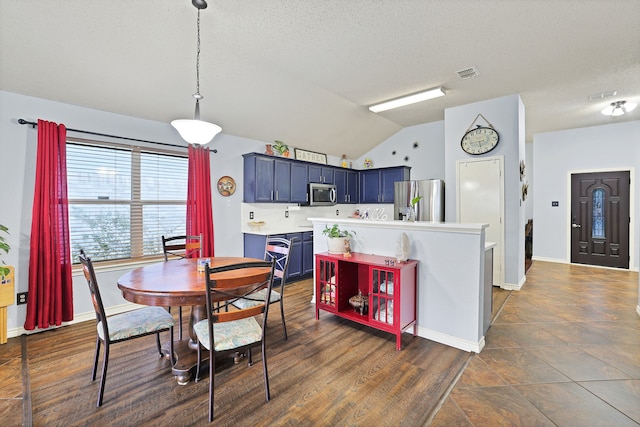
1 0 638 158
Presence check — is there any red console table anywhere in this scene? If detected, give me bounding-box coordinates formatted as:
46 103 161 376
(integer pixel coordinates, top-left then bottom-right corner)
315 252 418 350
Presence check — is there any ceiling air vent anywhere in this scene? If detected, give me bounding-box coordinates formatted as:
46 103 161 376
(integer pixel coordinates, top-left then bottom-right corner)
457 66 479 79
588 91 617 101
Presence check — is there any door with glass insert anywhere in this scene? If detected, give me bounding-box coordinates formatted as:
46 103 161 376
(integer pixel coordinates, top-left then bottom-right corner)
570 171 630 268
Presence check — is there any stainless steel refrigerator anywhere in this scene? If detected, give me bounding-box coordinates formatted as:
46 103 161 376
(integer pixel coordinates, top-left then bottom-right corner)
393 180 445 222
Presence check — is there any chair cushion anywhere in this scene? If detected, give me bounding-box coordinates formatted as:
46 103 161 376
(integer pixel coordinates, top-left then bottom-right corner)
98 306 176 342
194 317 262 351
232 289 281 310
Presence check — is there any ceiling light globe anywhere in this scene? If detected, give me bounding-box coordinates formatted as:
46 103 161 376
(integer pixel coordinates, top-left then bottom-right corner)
611 107 624 117
601 105 614 116
171 119 222 145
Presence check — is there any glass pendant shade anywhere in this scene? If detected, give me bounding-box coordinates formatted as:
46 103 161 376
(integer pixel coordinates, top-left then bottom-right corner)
171 119 221 145
601 100 637 116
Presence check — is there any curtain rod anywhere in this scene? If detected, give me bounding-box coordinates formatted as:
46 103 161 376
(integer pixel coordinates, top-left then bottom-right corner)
17 118 190 150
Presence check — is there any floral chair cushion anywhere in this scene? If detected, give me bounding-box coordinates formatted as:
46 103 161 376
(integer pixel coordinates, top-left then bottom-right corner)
98 306 176 342
194 317 262 351
232 289 280 310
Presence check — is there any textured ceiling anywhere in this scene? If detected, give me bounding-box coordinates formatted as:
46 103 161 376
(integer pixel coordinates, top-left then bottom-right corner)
1 0 639 158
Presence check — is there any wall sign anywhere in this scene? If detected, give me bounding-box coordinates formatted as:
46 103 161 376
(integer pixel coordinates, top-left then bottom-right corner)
294 148 327 164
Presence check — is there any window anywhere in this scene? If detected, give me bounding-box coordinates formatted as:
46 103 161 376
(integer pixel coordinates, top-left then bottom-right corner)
67 139 188 262
592 188 605 239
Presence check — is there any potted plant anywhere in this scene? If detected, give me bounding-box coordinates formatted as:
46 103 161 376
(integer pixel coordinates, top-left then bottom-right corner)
0 225 10 277
273 140 290 157
409 195 422 221
322 224 355 254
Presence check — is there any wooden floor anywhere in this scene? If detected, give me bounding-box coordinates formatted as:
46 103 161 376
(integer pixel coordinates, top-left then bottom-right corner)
1 261 638 426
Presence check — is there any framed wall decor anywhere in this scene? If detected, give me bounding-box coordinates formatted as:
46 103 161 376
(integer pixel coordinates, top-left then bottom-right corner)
294 148 327 164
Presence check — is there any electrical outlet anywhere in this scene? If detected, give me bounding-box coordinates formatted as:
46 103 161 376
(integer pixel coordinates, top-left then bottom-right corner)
336 209 340 216
17 292 28 305
249 211 254 219
285 211 289 218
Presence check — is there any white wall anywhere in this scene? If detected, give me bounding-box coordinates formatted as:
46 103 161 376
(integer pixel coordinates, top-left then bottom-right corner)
354 121 445 180
532 120 640 272
444 94 526 288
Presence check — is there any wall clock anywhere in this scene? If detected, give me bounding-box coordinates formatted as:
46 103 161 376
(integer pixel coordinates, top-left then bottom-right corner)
460 113 499 155
461 125 500 155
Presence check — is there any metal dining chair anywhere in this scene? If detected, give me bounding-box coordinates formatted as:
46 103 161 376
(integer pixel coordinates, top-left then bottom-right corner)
79 250 175 407
193 259 276 422
161 234 202 340
232 237 292 339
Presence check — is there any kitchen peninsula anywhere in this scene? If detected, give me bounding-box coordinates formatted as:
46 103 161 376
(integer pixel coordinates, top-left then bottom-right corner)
309 217 491 353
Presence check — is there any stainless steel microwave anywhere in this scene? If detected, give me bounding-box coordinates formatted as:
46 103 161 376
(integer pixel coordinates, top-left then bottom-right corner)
308 182 337 206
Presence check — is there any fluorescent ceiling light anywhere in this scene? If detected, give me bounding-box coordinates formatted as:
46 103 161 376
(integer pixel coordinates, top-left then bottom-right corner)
369 87 445 113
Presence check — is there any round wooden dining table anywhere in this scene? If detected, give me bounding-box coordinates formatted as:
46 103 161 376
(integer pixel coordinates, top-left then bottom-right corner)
117 256 268 385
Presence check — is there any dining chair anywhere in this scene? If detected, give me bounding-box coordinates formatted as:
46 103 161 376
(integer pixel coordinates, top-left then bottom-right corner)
232 237 292 340
193 259 276 422
79 250 176 407
161 234 202 340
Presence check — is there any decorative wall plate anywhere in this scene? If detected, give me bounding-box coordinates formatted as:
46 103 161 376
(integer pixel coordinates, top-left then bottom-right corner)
217 176 236 196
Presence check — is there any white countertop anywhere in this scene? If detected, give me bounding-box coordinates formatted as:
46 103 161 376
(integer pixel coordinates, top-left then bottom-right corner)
308 217 489 234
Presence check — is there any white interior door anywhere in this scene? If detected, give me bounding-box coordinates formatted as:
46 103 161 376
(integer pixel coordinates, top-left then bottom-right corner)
457 157 504 287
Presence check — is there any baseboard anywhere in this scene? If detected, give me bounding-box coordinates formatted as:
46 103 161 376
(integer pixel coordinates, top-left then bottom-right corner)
6 302 144 339
416 325 484 353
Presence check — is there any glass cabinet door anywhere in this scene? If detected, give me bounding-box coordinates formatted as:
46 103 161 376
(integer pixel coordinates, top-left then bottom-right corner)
317 258 337 309
371 268 395 325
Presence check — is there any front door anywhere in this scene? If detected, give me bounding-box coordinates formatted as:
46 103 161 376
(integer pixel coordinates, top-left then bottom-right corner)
570 171 630 268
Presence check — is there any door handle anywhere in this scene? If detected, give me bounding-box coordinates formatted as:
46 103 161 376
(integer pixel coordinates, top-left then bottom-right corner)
571 223 581 228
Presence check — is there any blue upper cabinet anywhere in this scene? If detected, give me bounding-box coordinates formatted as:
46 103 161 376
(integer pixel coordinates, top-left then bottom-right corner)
273 159 291 202
243 155 275 202
359 166 410 203
290 162 308 204
308 164 334 184
244 153 407 204
335 169 359 203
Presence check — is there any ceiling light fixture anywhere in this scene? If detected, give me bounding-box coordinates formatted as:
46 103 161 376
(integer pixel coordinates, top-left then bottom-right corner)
369 87 445 113
171 0 222 145
601 100 637 117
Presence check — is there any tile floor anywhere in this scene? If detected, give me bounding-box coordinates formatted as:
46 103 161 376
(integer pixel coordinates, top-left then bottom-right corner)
431 261 640 426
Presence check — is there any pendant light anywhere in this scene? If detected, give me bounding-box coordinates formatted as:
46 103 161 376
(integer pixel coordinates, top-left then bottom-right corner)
171 0 222 145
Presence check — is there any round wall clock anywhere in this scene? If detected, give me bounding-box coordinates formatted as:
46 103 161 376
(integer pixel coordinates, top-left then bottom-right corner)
216 176 236 196
461 126 500 155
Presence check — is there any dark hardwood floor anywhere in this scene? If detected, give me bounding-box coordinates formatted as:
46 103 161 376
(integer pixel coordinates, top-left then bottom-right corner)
1 260 638 426
1 276 468 426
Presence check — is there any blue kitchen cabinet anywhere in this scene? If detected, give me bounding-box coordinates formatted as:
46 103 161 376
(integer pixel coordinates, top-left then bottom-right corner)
273 159 291 202
290 162 308 204
244 153 298 203
244 155 275 202
286 232 303 279
302 231 314 275
359 166 410 203
243 232 312 282
334 169 359 204
308 164 334 184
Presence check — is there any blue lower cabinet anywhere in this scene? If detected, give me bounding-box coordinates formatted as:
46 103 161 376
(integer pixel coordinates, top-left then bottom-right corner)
302 232 314 275
243 232 312 282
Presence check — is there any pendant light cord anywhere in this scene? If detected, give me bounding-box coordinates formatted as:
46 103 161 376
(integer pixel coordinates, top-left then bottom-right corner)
195 9 201 98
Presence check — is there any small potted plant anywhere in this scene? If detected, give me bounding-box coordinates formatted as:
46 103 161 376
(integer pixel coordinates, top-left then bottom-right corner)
409 195 423 221
0 225 10 278
273 140 290 157
322 224 355 254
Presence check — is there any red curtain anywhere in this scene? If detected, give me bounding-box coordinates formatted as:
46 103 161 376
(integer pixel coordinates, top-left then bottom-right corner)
186 145 215 257
25 120 73 330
